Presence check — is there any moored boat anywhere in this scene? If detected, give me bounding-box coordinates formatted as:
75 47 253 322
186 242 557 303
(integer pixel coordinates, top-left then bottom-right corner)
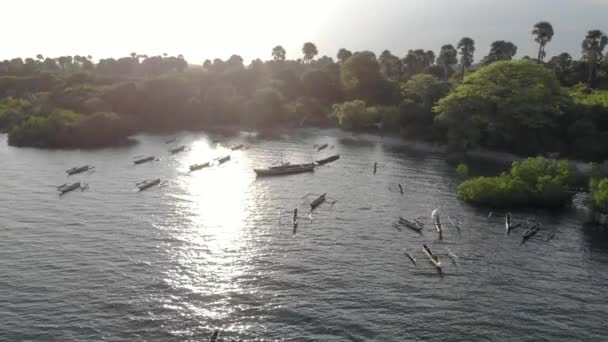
137 178 161 191
217 155 231 164
254 163 315 177
189 162 210 172
230 144 245 151
169 145 186 154
399 217 423 232
310 193 327 210
521 224 540 244
66 165 93 175
315 154 340 166
134 156 155 165
423 244 442 269
58 182 85 195
317 143 328 152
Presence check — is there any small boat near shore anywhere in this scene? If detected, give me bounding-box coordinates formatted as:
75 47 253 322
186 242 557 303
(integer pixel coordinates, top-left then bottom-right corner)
521 224 540 244
399 217 423 233
317 143 328 152
315 154 340 166
58 182 87 196
230 144 245 151
66 165 94 175
404 250 417 265
310 193 327 210
169 145 187 155
423 244 442 269
189 162 210 172
137 179 161 191
254 163 315 177
217 155 231 164
134 156 155 165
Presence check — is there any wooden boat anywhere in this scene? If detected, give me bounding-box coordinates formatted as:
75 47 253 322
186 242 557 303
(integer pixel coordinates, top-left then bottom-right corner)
165 137 177 144
423 244 442 269
270 162 291 169
315 154 340 166
137 179 161 191
310 193 327 210
521 224 540 244
317 143 328 152
169 145 186 154
230 144 245 151
58 182 84 195
66 165 94 175
254 163 315 177
217 155 231 164
189 162 210 172
404 251 417 265
134 156 155 165
399 217 423 232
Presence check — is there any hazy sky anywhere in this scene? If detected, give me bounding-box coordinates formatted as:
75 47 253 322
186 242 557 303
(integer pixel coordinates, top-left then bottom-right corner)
2 0 607 64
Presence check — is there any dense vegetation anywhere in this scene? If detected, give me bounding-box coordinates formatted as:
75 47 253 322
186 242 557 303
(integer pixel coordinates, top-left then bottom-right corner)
1 22 608 157
457 157 575 208
589 178 608 213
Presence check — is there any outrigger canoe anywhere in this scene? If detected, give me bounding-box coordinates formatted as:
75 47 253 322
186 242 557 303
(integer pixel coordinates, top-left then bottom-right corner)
189 162 210 172
137 179 161 191
134 156 155 165
169 145 186 154
254 163 315 177
58 182 87 196
423 244 442 269
310 193 327 210
66 165 93 175
315 154 340 166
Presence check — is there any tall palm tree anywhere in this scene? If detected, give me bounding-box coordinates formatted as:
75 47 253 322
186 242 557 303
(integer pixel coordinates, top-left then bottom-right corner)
457 37 475 80
532 21 554 62
437 44 458 80
582 29 608 87
271 45 286 61
302 42 318 64
337 48 352 63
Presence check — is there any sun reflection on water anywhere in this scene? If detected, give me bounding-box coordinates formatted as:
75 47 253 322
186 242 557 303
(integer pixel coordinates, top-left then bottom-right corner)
163 137 258 323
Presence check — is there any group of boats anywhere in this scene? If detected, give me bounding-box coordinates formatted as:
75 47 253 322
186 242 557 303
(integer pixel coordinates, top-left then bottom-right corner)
189 155 231 172
59 165 94 195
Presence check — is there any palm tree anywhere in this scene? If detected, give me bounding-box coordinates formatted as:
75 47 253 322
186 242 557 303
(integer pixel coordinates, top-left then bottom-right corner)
437 44 458 80
582 29 608 87
271 45 286 61
337 48 352 63
457 37 475 80
302 42 318 64
532 21 554 62
483 41 517 64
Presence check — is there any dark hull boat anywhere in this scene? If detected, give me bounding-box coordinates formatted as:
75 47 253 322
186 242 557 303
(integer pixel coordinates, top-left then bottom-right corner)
134 156 155 165
254 163 315 177
230 144 245 151
315 154 340 166
66 165 93 175
217 155 231 164
310 193 327 210
58 182 85 195
169 145 186 154
399 217 423 233
423 244 442 269
317 144 328 152
137 179 161 191
189 162 210 172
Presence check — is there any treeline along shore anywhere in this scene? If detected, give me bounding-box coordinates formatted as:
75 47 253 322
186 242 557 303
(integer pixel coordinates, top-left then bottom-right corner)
2 21 608 213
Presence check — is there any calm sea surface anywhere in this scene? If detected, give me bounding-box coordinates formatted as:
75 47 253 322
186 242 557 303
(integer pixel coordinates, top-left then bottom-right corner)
1 129 607 341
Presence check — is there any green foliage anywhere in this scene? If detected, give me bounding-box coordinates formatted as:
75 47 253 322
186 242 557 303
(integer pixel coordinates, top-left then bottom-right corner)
456 163 469 178
457 157 573 208
333 100 370 129
8 109 81 147
589 178 608 213
435 60 569 154
0 97 33 131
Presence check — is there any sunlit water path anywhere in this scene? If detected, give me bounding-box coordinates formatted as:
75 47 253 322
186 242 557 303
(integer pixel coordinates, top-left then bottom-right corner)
1 129 607 341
